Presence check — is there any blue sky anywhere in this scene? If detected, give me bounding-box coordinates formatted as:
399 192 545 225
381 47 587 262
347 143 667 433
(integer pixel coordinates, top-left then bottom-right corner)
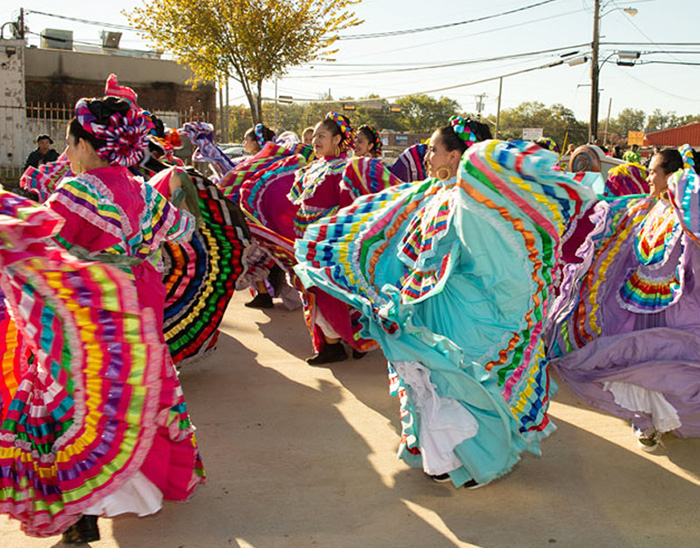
2 0 699 121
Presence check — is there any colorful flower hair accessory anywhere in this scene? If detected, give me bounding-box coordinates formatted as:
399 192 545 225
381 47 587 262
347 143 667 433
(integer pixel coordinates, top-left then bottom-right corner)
536 137 559 153
679 143 695 170
74 98 152 167
449 115 479 148
73 74 152 167
325 111 355 152
358 124 382 157
254 124 268 148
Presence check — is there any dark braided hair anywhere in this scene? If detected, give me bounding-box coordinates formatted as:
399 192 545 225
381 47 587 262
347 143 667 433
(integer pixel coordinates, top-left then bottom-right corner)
357 124 382 157
68 96 132 151
655 148 683 175
436 118 492 153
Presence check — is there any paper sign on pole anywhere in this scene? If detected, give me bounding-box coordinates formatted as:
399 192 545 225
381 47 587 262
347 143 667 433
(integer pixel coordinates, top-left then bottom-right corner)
627 131 644 146
522 128 543 140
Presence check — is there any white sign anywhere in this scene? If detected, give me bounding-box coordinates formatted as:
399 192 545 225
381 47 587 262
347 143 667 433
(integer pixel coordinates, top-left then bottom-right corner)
522 128 544 140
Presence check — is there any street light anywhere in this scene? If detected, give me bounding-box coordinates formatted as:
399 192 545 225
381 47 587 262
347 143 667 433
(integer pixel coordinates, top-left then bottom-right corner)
590 1 638 142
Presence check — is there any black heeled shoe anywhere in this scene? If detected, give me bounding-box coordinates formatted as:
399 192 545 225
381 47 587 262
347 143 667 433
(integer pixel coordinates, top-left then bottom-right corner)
306 343 348 365
62 514 100 544
245 293 274 309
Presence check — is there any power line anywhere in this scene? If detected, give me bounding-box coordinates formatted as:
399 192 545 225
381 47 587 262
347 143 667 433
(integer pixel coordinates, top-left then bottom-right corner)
610 0 685 63
25 9 136 32
285 44 588 79
339 9 586 61
612 64 700 102
338 0 560 40
282 59 568 104
639 60 700 67
601 42 700 46
24 30 161 55
638 50 700 55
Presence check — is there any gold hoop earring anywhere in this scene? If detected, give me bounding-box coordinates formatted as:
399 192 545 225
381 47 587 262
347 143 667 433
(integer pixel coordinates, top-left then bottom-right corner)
76 159 84 174
436 166 451 181
334 145 341 157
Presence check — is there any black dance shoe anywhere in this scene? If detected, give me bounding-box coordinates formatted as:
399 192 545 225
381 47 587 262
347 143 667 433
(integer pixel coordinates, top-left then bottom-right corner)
62 514 100 544
245 293 274 309
306 343 348 365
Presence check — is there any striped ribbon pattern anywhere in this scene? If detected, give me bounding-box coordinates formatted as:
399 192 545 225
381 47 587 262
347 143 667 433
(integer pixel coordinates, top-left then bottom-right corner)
160 168 250 365
0 191 192 537
296 141 597 436
218 142 296 204
604 163 649 197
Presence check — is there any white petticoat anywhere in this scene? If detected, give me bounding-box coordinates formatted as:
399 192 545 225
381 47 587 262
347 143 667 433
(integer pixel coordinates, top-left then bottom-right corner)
84 471 163 517
315 309 342 340
603 381 682 433
394 361 479 476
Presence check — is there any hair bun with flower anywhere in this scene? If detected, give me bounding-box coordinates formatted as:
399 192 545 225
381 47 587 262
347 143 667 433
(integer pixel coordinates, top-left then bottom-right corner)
325 111 355 151
449 115 480 148
73 74 153 167
358 124 382 157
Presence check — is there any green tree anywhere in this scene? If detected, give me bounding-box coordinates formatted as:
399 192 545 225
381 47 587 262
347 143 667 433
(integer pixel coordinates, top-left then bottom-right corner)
611 108 646 137
395 94 462 133
678 113 700 126
255 95 408 137
645 108 680 133
496 101 587 149
227 104 253 143
129 0 363 124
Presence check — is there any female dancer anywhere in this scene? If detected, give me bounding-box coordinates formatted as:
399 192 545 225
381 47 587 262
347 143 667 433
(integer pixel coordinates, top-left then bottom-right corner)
217 124 307 309
243 123 276 156
296 117 598 486
354 124 382 158
290 112 378 364
548 148 700 452
0 81 204 542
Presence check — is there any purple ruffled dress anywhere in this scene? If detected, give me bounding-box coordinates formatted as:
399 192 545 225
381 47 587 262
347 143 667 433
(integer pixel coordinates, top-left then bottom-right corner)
547 167 700 437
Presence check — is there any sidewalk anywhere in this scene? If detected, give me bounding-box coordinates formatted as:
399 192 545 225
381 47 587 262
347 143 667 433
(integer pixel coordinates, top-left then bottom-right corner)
2 292 700 547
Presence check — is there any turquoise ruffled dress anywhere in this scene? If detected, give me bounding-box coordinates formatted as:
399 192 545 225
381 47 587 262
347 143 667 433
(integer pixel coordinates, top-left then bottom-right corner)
295 140 598 486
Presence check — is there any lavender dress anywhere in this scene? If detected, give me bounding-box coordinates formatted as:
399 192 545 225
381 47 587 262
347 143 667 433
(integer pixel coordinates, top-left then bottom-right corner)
546 167 700 436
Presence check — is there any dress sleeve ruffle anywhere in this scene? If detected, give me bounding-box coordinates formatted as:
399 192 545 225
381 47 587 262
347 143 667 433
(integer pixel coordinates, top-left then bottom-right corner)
19 154 72 202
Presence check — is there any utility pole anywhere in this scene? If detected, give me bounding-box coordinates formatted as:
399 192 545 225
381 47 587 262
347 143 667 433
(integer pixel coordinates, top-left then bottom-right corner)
274 78 278 131
225 78 230 142
495 78 503 138
218 84 224 143
475 93 487 121
19 8 25 39
603 96 612 147
589 0 600 143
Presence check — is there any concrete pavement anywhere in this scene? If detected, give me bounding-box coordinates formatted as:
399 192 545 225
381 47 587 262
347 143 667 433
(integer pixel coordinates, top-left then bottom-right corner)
2 291 700 547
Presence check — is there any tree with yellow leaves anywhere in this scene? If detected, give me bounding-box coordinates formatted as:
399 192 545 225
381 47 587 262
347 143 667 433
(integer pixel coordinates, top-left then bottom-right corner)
128 0 363 125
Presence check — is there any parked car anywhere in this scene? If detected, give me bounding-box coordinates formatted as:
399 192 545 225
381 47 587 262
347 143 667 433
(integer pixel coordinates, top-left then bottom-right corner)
221 144 247 159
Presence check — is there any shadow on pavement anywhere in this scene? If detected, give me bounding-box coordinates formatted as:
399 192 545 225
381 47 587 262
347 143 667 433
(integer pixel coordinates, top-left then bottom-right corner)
107 297 700 548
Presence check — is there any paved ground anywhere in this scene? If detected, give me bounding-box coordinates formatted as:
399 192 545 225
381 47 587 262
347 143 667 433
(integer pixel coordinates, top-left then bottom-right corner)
2 292 700 548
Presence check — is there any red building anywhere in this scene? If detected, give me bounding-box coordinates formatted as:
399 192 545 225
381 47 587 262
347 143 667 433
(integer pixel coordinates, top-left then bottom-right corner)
644 122 700 147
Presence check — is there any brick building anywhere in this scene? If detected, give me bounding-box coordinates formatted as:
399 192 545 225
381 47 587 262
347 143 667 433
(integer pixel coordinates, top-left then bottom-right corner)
379 130 431 149
0 33 215 175
23 45 215 116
